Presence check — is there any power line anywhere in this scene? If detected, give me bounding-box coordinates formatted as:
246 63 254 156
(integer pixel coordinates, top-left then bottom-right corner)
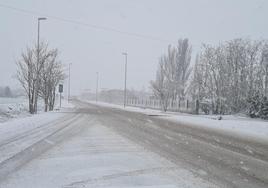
0 3 172 43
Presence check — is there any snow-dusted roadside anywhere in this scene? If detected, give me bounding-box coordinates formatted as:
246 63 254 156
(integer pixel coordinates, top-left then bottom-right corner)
0 111 65 144
85 100 268 142
0 97 29 123
0 112 66 164
0 98 73 144
0 99 73 164
0 96 73 123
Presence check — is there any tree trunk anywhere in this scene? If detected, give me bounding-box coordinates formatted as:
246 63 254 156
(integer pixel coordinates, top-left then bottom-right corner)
44 98 48 112
49 88 56 111
265 64 268 97
195 99 199 114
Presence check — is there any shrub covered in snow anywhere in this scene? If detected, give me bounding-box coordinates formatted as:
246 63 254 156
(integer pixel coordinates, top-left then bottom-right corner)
247 93 268 119
0 97 29 122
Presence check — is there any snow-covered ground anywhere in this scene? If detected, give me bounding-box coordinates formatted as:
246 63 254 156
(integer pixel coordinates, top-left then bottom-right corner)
0 98 74 164
0 96 73 123
1 121 216 188
0 111 66 163
0 97 29 123
86 100 268 142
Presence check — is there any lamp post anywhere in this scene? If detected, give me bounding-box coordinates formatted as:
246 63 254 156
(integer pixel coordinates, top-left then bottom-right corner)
37 17 47 61
68 63 72 103
122 52 128 108
34 17 47 113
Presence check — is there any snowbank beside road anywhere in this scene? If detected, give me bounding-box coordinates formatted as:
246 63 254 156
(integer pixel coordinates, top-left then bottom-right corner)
0 111 65 163
0 98 74 143
0 99 74 165
0 112 64 145
86 100 268 141
0 97 28 122
0 96 73 123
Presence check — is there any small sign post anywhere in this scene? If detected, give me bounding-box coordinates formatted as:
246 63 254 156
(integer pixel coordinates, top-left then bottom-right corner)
59 84 63 108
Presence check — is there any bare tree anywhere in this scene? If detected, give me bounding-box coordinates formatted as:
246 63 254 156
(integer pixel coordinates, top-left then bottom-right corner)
39 49 65 111
151 38 193 111
175 39 192 101
16 42 63 114
190 38 268 115
151 56 172 112
17 46 37 114
261 43 268 97
48 61 65 111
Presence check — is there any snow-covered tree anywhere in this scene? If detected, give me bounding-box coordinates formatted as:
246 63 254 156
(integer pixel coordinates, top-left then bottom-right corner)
174 39 192 102
151 56 173 112
151 38 193 111
190 38 268 115
16 42 64 113
39 49 65 111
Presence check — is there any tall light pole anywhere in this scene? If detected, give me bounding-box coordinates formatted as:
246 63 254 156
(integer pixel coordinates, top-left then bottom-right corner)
122 52 128 108
68 63 72 103
35 17 47 113
96 72 99 103
37 17 47 61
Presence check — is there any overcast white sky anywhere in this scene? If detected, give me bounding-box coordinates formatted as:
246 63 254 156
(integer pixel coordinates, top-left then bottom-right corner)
0 0 268 95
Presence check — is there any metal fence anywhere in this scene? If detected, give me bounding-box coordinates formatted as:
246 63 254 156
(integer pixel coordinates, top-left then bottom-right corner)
126 98 197 113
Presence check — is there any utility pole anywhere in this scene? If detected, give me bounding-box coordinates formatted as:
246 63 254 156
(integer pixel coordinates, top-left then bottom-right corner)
96 72 99 103
35 17 47 113
68 63 72 103
122 52 128 108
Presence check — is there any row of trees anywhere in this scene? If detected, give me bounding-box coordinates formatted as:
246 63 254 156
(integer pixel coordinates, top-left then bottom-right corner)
151 38 268 118
16 42 65 114
151 39 192 111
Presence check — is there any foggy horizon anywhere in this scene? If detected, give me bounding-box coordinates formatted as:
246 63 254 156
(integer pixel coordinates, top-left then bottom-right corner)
1 0 268 95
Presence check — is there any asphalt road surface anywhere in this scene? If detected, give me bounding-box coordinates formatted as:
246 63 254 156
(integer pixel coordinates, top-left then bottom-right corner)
0 99 267 188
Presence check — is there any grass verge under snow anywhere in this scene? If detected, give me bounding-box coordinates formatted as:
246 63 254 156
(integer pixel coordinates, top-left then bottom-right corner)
86 100 268 142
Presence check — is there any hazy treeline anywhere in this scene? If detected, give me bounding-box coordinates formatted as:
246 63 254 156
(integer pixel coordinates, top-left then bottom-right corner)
151 38 268 118
0 86 13 98
16 42 65 114
82 89 151 105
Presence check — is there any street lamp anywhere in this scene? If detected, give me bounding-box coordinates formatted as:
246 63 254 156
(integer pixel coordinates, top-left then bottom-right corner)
122 52 128 108
37 17 47 57
68 63 72 103
34 17 47 113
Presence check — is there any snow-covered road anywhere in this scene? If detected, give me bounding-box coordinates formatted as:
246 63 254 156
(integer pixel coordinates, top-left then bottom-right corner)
0 105 213 188
0 100 267 187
